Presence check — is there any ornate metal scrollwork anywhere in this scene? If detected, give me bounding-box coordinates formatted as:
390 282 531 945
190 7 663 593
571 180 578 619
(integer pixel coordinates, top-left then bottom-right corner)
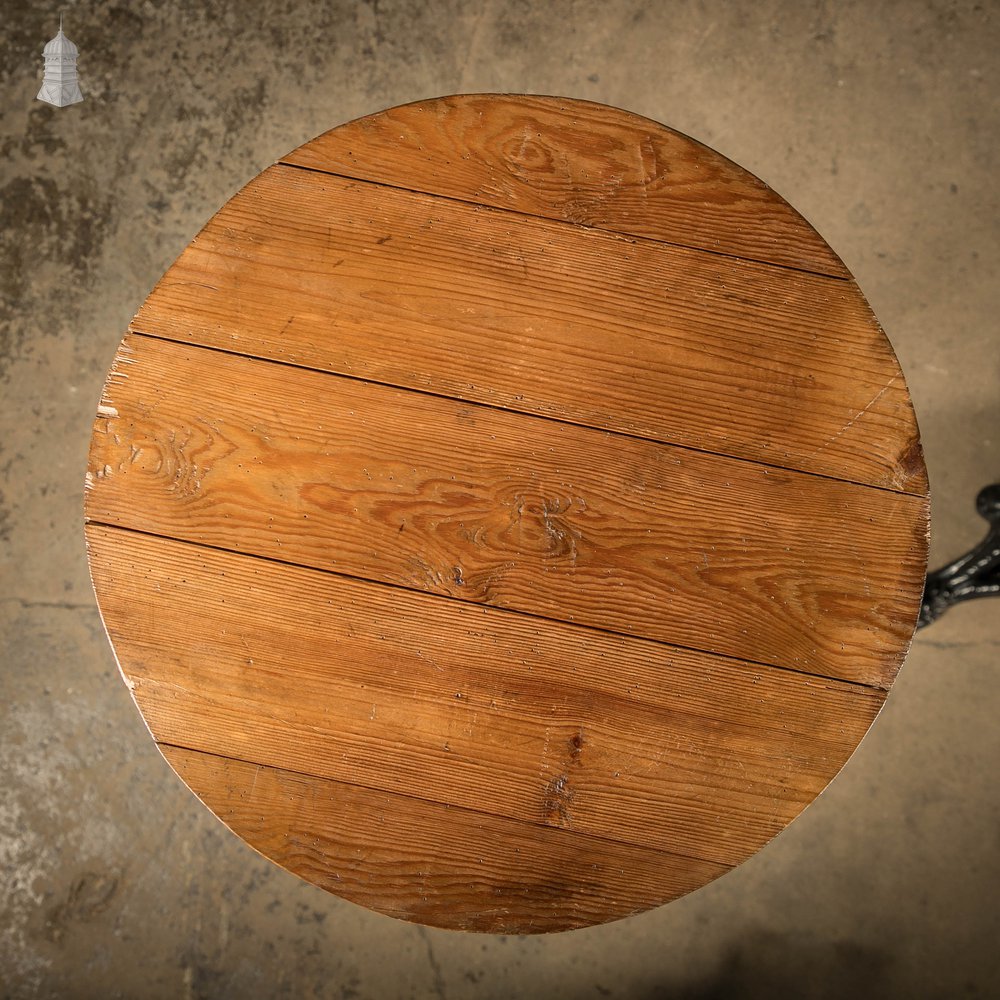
918 484 1000 628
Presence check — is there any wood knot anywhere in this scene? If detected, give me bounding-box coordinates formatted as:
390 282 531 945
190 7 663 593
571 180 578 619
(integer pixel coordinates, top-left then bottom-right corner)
541 730 585 827
893 436 928 492
542 774 573 826
502 492 583 562
502 130 554 175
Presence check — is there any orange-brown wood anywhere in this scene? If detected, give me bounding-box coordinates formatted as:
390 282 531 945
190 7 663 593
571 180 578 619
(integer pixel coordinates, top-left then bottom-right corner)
85 95 930 933
131 164 925 493
88 526 885 869
86 333 926 686
161 745 732 933
280 94 850 277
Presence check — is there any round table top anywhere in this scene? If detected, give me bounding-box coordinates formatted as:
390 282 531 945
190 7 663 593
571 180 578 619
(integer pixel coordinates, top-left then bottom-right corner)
86 94 930 933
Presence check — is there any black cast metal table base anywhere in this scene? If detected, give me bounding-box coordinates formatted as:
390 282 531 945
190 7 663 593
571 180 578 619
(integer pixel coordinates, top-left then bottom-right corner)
918 484 1000 629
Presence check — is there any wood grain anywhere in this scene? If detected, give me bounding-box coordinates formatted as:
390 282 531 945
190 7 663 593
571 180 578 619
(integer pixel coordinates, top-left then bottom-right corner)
86 95 932 931
161 745 732 933
85 334 927 686
280 94 850 278
130 164 926 494
88 525 885 868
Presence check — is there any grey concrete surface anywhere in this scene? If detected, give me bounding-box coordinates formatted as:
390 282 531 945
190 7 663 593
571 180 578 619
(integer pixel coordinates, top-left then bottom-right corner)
1 1 998 997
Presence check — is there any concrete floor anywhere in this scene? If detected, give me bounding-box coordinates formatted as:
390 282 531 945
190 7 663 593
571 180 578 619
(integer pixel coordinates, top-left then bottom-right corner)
2 0 998 996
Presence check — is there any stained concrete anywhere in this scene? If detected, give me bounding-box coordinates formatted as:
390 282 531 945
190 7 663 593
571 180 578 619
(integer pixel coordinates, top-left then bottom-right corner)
1 1 998 997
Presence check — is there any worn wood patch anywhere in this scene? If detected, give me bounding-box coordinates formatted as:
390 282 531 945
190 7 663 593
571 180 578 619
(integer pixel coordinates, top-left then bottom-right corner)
162 745 732 933
131 165 925 493
280 93 849 277
88 525 885 869
86 334 927 686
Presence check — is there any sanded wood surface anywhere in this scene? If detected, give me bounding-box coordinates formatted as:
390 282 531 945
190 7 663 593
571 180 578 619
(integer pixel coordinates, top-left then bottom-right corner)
161 745 731 933
87 334 925 686
281 94 850 277
88 526 885 870
132 164 925 493
86 95 930 933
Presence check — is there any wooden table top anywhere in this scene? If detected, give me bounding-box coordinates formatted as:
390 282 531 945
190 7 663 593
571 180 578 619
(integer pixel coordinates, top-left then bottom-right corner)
86 94 930 933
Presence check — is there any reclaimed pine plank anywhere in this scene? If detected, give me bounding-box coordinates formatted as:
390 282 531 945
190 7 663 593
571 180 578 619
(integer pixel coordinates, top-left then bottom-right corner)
86 96 932 931
280 93 850 277
85 334 927 686
130 165 925 493
88 525 885 868
161 745 733 933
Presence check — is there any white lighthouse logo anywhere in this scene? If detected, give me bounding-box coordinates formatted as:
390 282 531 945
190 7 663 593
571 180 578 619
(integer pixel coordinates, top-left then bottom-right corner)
37 16 84 108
